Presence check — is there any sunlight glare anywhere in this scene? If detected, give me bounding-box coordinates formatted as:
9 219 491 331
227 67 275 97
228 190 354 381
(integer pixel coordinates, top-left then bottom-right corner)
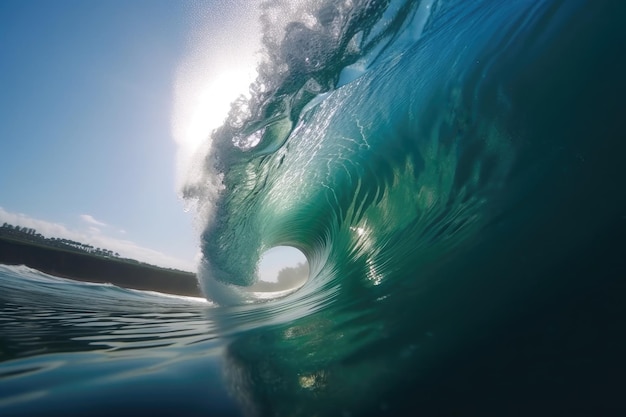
172 1 261 189
184 69 255 153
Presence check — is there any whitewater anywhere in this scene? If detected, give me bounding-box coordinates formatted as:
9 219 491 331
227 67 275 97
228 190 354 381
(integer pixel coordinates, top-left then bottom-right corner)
2 0 626 416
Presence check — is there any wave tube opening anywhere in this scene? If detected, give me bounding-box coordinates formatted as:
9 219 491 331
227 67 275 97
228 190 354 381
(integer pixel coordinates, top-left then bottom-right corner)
246 246 309 295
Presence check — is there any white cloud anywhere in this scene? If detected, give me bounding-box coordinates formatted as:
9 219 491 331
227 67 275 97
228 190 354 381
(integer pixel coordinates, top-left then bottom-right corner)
0 207 74 239
87 226 101 235
0 207 196 272
80 214 107 227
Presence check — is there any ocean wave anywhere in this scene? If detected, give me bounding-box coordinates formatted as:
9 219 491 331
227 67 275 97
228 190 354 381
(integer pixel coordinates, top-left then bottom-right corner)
181 0 626 411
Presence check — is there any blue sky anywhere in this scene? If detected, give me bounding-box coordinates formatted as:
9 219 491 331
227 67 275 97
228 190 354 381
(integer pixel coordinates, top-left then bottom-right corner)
0 0 306 281
0 1 247 271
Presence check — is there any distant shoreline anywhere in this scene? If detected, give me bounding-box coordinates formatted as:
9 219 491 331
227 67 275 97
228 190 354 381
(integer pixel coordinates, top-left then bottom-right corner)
0 236 203 297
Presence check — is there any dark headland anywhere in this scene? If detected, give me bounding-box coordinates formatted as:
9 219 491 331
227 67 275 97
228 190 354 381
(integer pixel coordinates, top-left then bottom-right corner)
0 223 202 297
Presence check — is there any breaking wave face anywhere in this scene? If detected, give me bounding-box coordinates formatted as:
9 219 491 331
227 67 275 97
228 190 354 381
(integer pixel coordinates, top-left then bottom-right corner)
184 0 626 304
184 0 625 323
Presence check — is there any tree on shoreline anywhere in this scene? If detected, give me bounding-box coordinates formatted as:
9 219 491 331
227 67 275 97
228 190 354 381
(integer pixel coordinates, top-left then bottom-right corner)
1 222 120 258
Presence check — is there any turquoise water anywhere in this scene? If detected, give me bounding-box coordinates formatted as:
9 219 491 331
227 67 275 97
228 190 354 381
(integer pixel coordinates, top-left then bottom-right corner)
3 0 626 415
